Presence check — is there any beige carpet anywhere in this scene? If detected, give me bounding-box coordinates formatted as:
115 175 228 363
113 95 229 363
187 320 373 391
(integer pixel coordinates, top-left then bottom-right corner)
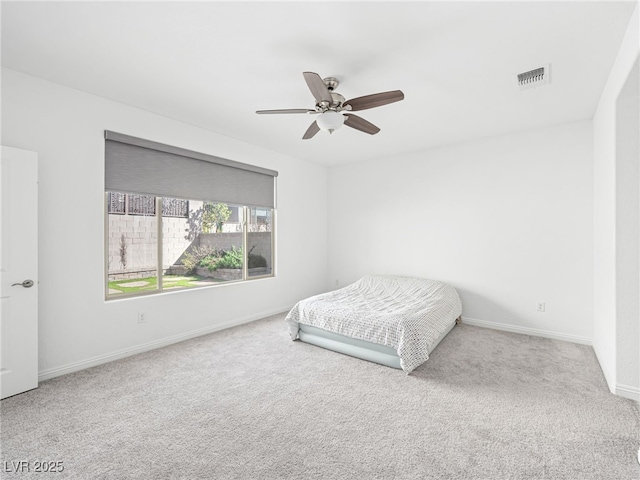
2 313 639 479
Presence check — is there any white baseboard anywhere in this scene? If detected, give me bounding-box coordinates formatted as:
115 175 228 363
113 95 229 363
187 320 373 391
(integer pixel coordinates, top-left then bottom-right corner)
461 316 592 346
38 305 293 382
615 383 640 403
592 343 617 395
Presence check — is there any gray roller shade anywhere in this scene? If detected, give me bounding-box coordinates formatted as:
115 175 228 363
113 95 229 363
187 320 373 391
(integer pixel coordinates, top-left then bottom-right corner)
105 131 278 208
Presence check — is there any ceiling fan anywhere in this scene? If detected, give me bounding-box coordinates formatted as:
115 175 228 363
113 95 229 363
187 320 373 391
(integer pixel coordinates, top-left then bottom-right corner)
256 72 404 140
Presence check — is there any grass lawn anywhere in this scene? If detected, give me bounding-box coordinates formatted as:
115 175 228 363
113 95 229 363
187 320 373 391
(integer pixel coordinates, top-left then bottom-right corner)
109 274 222 294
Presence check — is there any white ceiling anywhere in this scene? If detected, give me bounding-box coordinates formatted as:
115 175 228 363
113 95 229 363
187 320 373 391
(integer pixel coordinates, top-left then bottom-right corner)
2 1 636 166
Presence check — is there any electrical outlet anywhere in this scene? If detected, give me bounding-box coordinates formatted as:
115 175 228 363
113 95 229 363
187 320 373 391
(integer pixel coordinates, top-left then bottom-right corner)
138 312 146 324
335 279 340 286
537 302 546 312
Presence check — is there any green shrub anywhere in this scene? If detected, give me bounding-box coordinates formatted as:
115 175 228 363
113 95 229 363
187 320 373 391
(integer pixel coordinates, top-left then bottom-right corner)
214 246 243 270
197 252 221 271
182 245 215 274
198 246 241 271
197 245 267 271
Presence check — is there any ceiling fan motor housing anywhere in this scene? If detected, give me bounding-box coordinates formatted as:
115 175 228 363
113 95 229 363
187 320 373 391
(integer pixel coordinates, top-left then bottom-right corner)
331 92 345 109
316 92 346 112
256 71 404 139
313 78 346 112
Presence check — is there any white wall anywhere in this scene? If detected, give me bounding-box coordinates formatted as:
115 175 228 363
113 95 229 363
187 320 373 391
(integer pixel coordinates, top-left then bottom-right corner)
1 68 328 379
615 58 639 393
328 120 593 343
592 3 639 400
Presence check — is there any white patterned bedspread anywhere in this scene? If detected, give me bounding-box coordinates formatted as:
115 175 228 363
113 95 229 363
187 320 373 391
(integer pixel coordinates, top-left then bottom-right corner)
286 275 462 373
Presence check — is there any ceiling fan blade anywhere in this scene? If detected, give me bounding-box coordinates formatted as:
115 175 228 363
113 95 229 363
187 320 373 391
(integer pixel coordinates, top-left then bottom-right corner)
344 90 404 111
344 114 380 135
256 109 315 114
303 72 333 104
302 121 320 140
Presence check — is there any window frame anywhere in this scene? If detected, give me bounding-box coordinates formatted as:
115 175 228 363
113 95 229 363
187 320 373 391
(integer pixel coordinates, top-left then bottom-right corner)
105 193 275 300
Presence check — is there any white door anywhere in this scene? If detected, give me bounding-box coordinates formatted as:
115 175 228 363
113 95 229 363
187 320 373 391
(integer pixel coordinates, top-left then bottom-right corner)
1 146 38 399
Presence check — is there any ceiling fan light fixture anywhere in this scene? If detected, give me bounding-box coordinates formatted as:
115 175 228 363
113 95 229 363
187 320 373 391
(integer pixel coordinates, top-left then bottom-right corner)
316 111 345 134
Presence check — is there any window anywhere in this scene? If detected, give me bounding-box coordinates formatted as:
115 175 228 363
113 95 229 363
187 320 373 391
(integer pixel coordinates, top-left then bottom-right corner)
105 132 277 299
247 207 273 278
107 195 159 294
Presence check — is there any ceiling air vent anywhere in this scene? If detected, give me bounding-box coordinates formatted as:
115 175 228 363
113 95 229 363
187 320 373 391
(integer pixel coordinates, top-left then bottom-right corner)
517 64 550 90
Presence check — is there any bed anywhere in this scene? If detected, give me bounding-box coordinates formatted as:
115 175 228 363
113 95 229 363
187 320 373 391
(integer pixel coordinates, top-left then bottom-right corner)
286 275 462 374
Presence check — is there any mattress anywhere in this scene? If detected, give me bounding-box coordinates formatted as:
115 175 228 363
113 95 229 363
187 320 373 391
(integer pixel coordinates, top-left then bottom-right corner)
286 275 462 373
